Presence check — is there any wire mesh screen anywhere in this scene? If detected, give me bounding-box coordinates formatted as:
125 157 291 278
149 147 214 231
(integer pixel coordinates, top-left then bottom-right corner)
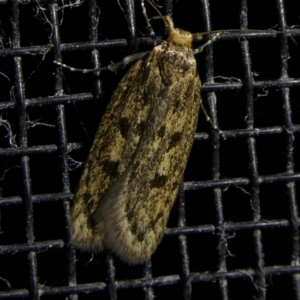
0 0 299 299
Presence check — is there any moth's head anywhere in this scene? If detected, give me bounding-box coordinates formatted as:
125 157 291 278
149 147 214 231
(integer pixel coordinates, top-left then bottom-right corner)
165 16 193 48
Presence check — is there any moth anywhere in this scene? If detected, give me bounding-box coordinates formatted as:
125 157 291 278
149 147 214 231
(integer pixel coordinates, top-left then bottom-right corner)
56 3 222 265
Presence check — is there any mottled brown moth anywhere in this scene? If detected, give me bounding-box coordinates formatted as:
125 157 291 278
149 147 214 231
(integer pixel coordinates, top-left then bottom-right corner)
56 3 223 264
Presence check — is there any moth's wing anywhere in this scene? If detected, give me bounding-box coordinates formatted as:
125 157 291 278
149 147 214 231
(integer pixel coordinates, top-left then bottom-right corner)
94 46 201 264
71 51 159 252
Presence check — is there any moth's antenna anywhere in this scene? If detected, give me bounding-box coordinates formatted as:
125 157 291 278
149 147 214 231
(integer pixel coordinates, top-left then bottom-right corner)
144 0 170 31
192 28 300 41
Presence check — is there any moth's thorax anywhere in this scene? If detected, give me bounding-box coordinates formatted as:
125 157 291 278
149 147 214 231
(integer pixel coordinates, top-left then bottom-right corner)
167 28 193 48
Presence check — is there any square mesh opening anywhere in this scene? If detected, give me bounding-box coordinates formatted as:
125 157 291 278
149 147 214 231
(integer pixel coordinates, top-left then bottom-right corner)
0 0 300 299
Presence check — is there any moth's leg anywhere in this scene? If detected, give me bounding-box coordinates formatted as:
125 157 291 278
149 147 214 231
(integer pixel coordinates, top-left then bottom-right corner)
107 51 149 72
194 33 225 139
200 98 226 140
193 33 220 55
54 51 149 74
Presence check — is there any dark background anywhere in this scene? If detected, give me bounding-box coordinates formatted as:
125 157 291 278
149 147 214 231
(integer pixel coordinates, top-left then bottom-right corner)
0 0 299 299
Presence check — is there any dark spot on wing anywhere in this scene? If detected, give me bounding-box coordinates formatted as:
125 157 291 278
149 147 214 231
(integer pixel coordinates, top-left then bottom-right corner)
157 125 166 138
119 117 130 138
137 231 145 242
172 100 180 112
130 222 138 235
107 112 115 121
126 209 135 222
136 121 146 135
149 219 156 230
88 214 95 228
151 174 168 188
172 181 180 190
130 222 146 242
168 132 182 151
149 211 164 230
102 160 119 177
156 212 164 223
